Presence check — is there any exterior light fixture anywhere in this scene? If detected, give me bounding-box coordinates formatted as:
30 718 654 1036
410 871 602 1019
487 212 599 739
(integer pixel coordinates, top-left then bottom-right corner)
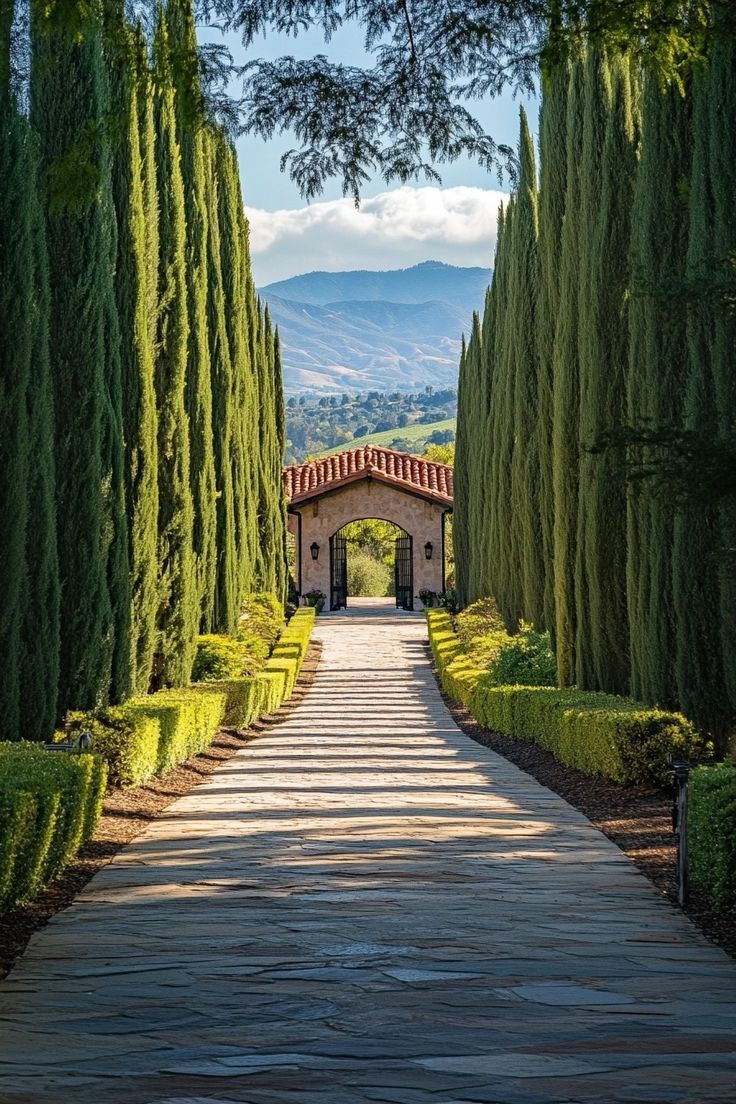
310 541 320 561
424 541 433 560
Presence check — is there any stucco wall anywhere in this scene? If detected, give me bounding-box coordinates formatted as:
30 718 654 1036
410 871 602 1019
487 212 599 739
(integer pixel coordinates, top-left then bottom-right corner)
287 478 447 609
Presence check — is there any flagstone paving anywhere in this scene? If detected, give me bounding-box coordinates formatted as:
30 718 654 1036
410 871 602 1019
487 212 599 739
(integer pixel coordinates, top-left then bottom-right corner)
1 598 735 1104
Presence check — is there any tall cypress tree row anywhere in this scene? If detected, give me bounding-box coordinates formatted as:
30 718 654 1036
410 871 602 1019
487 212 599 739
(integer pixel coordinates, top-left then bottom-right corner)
270 327 289 603
31 0 121 713
536 60 568 642
577 54 636 695
167 0 218 632
507 108 543 627
106 5 160 695
627 76 691 706
0 7 32 735
551 55 584 685
152 10 198 685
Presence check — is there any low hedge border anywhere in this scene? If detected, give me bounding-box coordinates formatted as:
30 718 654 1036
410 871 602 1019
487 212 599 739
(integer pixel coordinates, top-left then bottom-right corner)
70 607 316 789
0 744 106 909
689 764 736 909
426 609 709 786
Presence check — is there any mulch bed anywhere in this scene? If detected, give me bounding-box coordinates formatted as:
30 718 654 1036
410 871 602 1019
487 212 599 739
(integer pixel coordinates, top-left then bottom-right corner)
0 641 322 982
436 668 736 960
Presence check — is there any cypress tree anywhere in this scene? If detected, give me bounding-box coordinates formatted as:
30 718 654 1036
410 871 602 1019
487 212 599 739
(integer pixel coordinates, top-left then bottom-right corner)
106 9 160 695
487 199 519 629
152 10 198 685
226 140 261 601
256 307 287 596
707 35 736 732
271 327 289 603
206 129 239 632
536 60 568 641
1 8 33 734
455 318 482 605
167 0 218 631
20 151 60 741
575 51 635 695
100 115 131 705
551 54 584 685
476 285 497 601
507 108 543 627
673 38 735 743
453 334 471 606
485 203 509 606
31 0 121 712
627 76 691 707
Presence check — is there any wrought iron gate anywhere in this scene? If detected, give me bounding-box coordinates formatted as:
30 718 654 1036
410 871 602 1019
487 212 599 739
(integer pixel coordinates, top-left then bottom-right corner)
330 534 348 610
394 535 413 610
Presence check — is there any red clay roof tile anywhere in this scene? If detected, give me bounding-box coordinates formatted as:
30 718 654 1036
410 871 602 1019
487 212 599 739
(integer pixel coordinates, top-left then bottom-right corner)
284 446 453 506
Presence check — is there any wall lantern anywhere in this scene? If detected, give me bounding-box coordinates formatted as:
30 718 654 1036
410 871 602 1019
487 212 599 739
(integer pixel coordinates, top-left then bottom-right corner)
424 541 433 560
310 541 320 561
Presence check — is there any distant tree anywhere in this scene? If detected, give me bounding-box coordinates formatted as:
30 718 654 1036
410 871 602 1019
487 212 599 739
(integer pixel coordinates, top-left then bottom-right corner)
427 428 455 446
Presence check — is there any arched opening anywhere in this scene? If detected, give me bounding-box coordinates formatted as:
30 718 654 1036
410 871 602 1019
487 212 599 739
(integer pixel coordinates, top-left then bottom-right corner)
329 519 413 611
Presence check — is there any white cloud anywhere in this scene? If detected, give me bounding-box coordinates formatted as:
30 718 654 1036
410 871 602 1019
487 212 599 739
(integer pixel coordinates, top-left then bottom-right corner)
246 185 507 285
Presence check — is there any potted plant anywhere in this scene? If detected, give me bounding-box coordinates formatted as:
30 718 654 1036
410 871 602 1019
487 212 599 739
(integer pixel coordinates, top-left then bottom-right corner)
418 588 437 609
304 589 326 613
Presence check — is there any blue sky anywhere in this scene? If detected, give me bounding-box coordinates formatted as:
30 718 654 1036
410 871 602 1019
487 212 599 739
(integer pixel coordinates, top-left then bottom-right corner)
201 20 539 283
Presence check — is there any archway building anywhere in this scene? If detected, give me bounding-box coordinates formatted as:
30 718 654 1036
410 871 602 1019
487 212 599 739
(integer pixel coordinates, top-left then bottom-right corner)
284 447 453 610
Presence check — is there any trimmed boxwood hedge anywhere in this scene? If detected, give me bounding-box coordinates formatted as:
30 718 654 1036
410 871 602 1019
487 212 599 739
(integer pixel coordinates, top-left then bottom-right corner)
688 764 736 908
0 744 106 909
427 610 709 785
68 608 316 790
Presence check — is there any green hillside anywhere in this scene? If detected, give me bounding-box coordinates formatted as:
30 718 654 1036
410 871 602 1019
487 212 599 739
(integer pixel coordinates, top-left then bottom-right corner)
315 418 456 458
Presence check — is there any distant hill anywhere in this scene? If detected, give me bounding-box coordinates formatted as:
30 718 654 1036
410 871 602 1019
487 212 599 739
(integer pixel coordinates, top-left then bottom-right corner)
260 261 490 394
315 418 456 458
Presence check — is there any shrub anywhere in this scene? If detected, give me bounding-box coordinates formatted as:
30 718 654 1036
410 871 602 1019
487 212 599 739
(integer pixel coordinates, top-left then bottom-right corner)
470 682 708 784
0 744 106 909
427 610 709 785
65 709 159 789
70 608 317 789
192 635 247 682
305 589 326 611
124 688 228 775
689 763 736 908
348 549 391 596
456 597 506 644
238 592 284 650
487 629 557 687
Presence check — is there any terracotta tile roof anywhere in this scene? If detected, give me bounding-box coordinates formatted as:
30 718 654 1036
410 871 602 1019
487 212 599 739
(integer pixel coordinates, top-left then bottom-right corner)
284 446 453 506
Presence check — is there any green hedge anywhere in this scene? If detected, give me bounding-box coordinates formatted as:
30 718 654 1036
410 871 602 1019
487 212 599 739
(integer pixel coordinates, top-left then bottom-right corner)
427 610 709 785
69 608 316 789
689 763 736 908
0 744 106 909
427 609 486 706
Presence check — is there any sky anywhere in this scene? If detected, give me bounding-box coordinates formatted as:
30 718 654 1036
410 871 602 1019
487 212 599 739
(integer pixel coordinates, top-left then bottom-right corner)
200 19 539 285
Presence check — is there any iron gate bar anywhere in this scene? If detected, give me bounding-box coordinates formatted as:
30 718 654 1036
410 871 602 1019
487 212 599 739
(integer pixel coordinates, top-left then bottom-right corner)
329 534 348 610
394 535 413 611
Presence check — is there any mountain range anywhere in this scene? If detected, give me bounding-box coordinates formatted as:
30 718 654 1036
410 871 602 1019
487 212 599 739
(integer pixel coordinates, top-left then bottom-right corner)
259 261 490 394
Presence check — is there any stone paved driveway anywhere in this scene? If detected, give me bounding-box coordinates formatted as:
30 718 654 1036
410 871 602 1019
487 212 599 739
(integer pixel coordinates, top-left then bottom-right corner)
1 599 735 1103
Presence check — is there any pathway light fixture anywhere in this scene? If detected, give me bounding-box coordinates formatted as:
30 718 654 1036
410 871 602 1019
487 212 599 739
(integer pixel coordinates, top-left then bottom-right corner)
310 541 320 561
424 541 433 560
